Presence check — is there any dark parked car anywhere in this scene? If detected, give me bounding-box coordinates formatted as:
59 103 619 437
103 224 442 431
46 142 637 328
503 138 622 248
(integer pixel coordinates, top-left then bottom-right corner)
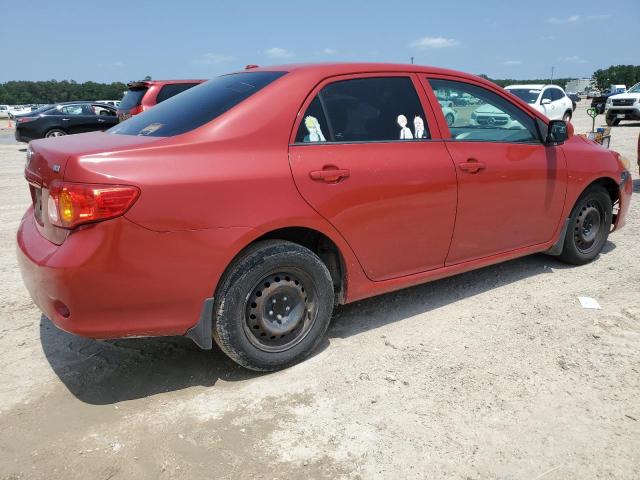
14 102 118 142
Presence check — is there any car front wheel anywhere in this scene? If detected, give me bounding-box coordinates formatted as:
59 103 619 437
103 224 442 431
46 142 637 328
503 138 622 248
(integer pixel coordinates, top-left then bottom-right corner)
558 185 612 265
562 111 572 122
213 240 334 371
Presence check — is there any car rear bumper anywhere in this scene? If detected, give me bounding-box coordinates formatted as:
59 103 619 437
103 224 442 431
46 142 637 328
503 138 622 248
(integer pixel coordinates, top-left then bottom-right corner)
14 128 33 143
17 208 254 340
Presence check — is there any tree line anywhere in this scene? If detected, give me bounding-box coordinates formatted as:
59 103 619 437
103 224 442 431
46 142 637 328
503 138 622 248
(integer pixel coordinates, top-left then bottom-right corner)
0 80 127 105
1 65 639 105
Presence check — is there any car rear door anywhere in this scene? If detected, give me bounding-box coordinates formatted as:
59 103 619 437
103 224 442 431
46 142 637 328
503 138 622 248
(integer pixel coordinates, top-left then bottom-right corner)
288 74 457 281
422 76 567 265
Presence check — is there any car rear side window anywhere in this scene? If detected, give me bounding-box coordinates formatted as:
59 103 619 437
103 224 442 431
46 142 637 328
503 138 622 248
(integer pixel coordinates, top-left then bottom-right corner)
110 71 286 137
429 79 539 143
156 83 199 103
119 88 148 111
296 77 429 143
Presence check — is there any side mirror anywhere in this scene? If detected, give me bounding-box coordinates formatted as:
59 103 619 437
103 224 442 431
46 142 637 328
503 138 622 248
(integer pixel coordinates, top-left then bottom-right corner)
546 120 568 145
541 98 551 105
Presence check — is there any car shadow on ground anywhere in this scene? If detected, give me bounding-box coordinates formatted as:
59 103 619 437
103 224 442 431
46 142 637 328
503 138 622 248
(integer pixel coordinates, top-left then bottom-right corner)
40 247 616 405
633 179 640 193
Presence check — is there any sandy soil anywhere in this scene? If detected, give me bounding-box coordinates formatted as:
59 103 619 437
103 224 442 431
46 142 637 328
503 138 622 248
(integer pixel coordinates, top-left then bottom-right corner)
0 106 639 479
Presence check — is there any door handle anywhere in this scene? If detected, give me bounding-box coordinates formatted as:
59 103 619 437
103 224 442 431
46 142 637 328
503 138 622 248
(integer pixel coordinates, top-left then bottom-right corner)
309 167 350 183
97 118 105 122
458 160 486 174
62 118 70 121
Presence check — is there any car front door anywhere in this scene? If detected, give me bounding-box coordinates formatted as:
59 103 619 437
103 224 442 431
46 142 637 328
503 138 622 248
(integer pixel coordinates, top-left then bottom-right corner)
423 77 567 265
288 74 457 281
540 88 557 119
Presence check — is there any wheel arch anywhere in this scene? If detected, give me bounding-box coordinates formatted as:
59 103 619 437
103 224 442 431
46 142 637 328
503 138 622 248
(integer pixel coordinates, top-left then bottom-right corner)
219 225 350 306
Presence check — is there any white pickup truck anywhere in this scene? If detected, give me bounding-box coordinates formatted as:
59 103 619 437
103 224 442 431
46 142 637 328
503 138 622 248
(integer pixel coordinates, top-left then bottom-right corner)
605 82 640 126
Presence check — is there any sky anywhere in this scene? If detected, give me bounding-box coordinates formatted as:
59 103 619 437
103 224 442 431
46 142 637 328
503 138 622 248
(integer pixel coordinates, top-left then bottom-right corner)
1 0 638 83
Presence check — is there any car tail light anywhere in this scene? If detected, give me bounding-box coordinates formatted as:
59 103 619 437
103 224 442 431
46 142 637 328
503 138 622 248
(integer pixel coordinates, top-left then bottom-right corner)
130 105 143 116
47 181 140 229
17 116 37 123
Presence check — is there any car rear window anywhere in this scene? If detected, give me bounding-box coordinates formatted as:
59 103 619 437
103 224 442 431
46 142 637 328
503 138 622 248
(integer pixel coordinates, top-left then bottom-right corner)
119 88 148 111
110 71 286 137
156 83 200 103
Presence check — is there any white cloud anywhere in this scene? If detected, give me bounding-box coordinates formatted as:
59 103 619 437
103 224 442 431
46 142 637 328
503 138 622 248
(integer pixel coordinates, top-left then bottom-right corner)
264 47 295 59
503 60 522 65
193 53 235 65
409 36 459 49
319 48 337 55
97 61 125 68
560 55 588 64
546 15 580 24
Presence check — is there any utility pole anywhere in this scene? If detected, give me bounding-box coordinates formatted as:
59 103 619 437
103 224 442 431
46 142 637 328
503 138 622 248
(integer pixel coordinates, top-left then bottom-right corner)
410 56 414 65
550 66 555 84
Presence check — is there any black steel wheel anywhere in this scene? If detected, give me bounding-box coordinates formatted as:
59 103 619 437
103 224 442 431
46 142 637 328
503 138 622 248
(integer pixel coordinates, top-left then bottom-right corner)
244 271 316 353
559 185 612 265
213 240 334 371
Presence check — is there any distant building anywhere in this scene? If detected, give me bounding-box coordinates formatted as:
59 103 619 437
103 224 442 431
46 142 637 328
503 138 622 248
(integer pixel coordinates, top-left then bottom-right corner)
565 78 592 94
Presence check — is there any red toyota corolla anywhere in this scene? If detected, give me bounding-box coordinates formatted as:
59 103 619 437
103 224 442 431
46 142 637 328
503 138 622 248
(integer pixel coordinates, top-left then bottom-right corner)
17 63 632 371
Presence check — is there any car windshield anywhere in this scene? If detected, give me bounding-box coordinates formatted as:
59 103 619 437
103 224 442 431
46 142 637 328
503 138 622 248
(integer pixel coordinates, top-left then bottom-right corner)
507 88 541 104
110 71 286 137
627 82 640 93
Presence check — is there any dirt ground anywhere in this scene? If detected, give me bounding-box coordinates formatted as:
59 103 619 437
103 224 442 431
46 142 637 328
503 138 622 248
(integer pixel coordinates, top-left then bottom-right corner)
0 104 639 480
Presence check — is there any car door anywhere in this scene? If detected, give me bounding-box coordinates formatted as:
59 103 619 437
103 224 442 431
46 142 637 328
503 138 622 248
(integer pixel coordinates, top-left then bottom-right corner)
91 104 119 130
288 74 457 281
58 104 97 133
539 88 557 119
422 77 567 265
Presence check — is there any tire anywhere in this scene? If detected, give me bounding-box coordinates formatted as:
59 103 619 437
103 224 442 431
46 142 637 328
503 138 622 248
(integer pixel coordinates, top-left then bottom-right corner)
562 111 572 123
605 116 620 127
445 113 455 126
45 129 67 138
558 185 612 265
213 240 334 371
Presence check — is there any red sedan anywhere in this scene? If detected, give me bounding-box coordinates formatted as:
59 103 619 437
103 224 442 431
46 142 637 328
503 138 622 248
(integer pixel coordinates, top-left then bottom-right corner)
17 64 632 371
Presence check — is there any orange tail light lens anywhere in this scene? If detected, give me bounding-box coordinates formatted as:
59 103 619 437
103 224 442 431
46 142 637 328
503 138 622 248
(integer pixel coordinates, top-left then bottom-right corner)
47 181 140 229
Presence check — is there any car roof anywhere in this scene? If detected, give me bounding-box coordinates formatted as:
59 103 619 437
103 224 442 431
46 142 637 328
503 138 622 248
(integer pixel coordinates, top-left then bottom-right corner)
127 79 206 88
46 101 117 108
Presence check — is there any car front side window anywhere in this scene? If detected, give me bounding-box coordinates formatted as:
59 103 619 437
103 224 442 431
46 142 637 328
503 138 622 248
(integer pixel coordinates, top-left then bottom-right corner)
428 79 539 143
295 76 430 144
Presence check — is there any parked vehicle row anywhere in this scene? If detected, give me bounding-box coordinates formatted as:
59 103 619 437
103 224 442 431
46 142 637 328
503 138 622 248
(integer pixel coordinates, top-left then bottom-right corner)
17 63 632 371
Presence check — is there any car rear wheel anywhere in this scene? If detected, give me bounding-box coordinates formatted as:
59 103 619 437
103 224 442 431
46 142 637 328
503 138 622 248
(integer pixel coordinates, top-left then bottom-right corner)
605 116 620 127
558 185 612 265
213 240 334 371
45 129 67 138
445 113 455 126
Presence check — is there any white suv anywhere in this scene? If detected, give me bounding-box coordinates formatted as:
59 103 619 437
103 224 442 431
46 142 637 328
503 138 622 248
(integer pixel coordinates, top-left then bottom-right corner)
605 82 640 126
504 84 574 122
